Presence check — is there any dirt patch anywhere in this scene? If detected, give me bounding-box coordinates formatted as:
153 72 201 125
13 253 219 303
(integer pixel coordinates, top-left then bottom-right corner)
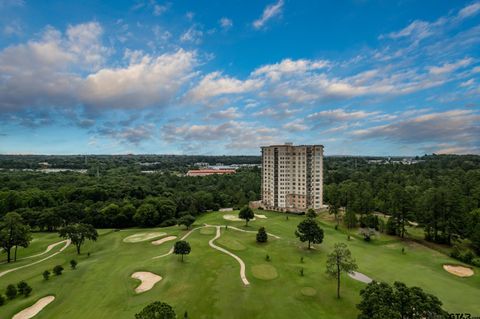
123 232 166 243
443 264 474 277
348 271 373 283
131 271 163 293
301 287 317 296
12 296 55 319
223 214 256 222
151 236 177 245
251 264 278 280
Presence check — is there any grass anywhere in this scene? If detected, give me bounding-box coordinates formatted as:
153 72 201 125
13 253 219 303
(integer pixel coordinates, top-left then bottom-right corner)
0 210 479 318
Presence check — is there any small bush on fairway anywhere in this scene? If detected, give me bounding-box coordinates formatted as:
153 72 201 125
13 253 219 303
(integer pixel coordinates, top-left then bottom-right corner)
135 301 176 319
6 284 17 300
70 259 78 269
265 254 271 262
256 227 268 243
0 294 5 306
53 265 64 276
43 270 50 280
17 281 32 297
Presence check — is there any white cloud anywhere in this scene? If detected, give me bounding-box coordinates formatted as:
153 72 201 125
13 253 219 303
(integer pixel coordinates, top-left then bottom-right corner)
283 119 308 132
219 17 233 30
205 107 242 120
252 58 329 81
180 25 203 43
428 58 472 75
80 49 197 109
187 72 263 101
253 0 284 29
457 2 480 20
307 109 378 123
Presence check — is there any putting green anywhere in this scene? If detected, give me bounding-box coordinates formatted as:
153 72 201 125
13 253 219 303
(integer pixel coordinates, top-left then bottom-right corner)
251 264 278 280
301 287 317 296
123 232 166 243
216 237 247 251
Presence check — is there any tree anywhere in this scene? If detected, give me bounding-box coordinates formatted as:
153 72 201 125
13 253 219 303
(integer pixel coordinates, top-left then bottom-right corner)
0 294 5 306
326 183 341 227
53 265 64 276
344 209 357 229
133 203 159 227
6 284 17 299
43 270 50 280
256 227 268 243
70 259 78 269
178 214 195 229
306 209 317 219
174 240 191 261
326 243 358 298
238 206 255 226
0 212 31 263
135 301 176 319
357 281 448 319
17 281 32 297
58 223 98 254
295 218 324 249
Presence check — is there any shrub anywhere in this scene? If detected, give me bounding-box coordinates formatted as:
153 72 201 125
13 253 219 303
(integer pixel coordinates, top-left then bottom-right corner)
256 227 268 243
0 294 5 306
160 218 177 227
6 284 17 300
43 270 50 280
135 301 176 319
70 259 78 269
265 254 271 262
17 281 32 297
53 265 64 276
471 258 480 267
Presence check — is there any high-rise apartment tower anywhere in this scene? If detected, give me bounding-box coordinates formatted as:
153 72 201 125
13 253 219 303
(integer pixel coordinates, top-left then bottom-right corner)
261 143 324 212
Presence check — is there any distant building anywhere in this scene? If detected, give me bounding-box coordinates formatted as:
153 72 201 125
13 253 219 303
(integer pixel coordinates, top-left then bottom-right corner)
261 143 324 212
186 169 236 176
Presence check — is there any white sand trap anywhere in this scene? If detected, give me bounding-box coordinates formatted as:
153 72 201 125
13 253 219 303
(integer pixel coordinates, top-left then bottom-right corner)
255 214 267 219
223 214 256 222
349 271 373 283
123 232 166 243
131 271 162 293
151 236 177 245
443 264 474 277
13 296 55 319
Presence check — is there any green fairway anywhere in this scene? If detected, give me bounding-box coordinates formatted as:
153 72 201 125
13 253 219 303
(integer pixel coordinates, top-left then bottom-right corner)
0 210 479 318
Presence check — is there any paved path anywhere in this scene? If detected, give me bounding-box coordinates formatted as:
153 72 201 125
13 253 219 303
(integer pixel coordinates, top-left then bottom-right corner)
152 226 205 259
208 226 250 286
0 240 71 278
226 225 281 239
348 271 373 283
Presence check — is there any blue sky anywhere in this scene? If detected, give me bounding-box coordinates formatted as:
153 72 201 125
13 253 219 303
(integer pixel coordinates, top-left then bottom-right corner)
0 0 479 155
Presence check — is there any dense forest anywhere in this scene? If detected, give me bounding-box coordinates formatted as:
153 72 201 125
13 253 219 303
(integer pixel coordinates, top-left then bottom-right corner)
1 154 480 265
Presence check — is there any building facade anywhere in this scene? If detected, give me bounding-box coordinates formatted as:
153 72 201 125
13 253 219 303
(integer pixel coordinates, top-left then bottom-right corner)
261 143 324 212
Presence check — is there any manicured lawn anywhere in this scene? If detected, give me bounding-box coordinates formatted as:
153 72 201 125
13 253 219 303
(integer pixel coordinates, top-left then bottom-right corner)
0 210 479 318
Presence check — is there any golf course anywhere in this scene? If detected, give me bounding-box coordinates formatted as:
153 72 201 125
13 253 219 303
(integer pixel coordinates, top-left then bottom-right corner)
1 210 479 318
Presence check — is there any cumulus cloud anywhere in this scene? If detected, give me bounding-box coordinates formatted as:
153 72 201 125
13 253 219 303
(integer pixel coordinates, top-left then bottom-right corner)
204 107 242 120
353 109 480 154
187 72 263 102
80 49 196 109
252 58 329 81
97 123 155 145
283 119 308 132
253 0 284 29
0 23 198 114
428 58 472 75
307 109 378 123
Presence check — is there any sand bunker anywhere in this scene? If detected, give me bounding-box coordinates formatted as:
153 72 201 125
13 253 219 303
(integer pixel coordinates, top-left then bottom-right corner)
223 214 256 222
251 264 278 280
131 271 163 293
12 296 55 319
151 236 177 245
123 232 166 243
255 214 267 219
348 271 373 283
443 264 474 277
301 287 317 296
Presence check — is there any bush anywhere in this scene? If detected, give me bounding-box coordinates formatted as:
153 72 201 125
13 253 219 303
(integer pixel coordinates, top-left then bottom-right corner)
471 258 480 267
256 227 268 243
53 265 64 276
43 270 50 280
135 301 176 319
6 284 17 300
0 294 5 306
17 281 32 297
70 259 78 269
386 218 397 235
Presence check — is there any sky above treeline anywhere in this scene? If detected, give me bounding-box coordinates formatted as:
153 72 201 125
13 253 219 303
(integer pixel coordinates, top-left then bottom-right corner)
0 0 479 156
